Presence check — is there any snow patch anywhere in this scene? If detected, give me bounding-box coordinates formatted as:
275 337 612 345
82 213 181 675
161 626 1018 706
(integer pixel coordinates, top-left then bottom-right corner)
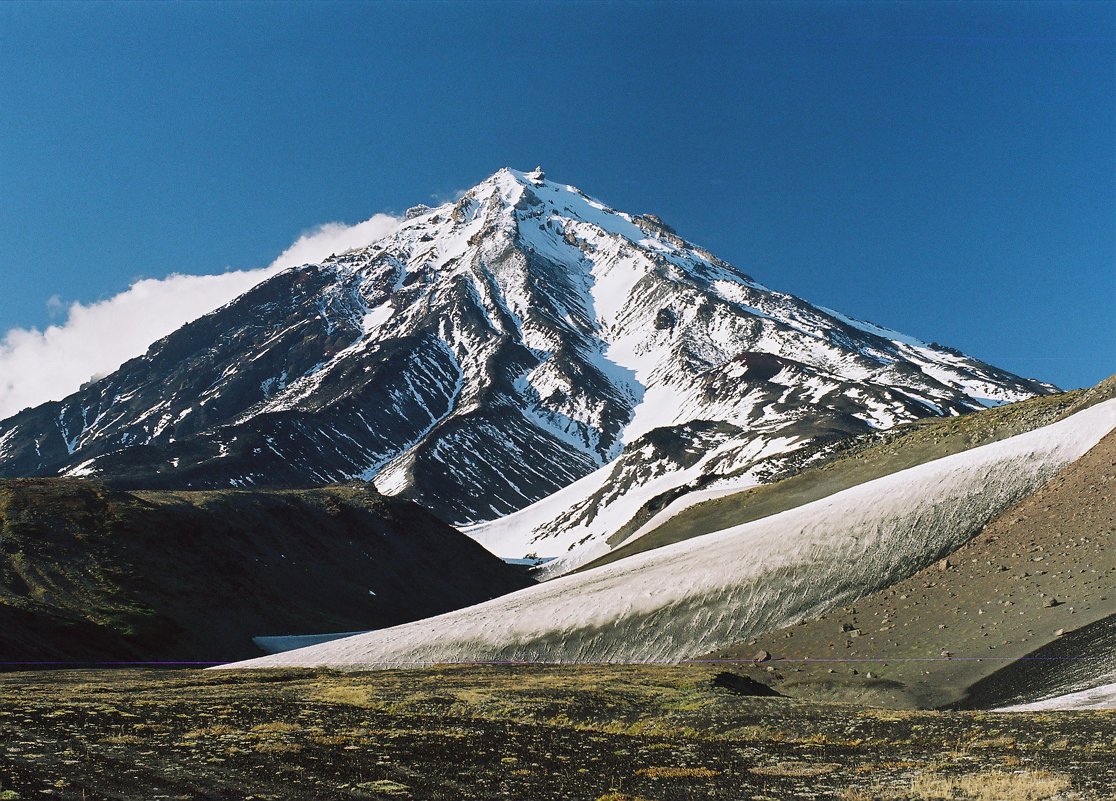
0 426 17 459
1001 679 1116 711
362 302 394 336
62 458 99 477
819 305 928 348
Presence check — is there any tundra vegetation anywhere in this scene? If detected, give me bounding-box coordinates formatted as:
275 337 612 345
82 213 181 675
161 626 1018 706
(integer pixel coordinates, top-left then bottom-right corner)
0 666 1111 800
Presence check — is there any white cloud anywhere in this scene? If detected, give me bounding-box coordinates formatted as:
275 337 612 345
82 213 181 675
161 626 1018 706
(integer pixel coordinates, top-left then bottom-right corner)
267 214 399 270
46 294 66 319
0 213 400 420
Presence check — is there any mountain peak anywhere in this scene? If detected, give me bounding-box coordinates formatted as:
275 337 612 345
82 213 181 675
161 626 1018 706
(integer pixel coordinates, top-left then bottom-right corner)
489 165 545 183
0 169 1057 562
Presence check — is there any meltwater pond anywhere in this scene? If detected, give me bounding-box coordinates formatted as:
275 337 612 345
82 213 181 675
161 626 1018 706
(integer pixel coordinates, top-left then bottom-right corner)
253 631 369 654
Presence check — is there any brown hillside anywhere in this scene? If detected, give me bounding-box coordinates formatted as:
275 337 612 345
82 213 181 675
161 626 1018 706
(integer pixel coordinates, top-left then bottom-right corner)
706 424 1116 709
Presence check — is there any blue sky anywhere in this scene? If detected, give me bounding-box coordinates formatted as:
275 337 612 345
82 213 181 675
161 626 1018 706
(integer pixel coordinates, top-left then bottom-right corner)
0 0 1112 395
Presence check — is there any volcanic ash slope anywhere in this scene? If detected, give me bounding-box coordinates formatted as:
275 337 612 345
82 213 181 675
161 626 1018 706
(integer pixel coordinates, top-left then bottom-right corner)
220 399 1116 670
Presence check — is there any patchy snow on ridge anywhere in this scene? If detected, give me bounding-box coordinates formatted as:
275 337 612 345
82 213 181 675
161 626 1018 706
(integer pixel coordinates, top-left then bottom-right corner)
0 426 18 460
531 433 801 577
817 305 928 349
1001 678 1116 711
463 461 620 557
220 399 1116 671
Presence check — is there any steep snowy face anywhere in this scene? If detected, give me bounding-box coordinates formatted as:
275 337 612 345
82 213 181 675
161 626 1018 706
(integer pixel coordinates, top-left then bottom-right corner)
0 168 1054 528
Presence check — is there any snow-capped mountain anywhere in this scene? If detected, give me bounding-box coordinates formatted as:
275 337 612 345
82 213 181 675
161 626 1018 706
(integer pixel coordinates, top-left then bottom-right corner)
0 167 1054 548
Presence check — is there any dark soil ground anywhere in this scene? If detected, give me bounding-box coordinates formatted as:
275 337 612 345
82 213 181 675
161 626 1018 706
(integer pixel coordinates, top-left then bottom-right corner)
0 665 1113 800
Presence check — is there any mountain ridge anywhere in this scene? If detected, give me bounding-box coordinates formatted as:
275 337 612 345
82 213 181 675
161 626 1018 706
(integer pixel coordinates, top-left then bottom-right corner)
0 479 532 662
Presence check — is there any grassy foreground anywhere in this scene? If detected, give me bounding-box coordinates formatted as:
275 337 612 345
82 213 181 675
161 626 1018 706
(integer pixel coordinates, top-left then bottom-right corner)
0 665 1113 800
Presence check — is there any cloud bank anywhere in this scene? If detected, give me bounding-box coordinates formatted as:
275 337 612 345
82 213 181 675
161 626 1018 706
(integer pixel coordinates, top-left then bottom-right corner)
268 215 400 271
0 213 400 420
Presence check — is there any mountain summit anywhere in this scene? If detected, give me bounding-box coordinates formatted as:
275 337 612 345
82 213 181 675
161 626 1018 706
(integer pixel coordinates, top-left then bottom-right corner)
0 168 1054 554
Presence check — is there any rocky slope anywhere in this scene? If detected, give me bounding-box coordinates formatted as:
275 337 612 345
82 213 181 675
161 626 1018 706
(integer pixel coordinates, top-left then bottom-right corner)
0 480 531 663
0 169 1053 562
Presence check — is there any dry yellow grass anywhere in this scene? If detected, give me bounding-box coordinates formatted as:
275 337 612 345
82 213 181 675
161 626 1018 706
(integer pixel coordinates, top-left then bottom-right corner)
1 665 1110 801
964 735 1017 749
750 761 840 777
354 779 410 796
181 724 238 738
307 733 350 746
908 770 1071 801
98 734 146 745
635 766 720 778
250 721 302 734
253 740 303 754
314 684 376 706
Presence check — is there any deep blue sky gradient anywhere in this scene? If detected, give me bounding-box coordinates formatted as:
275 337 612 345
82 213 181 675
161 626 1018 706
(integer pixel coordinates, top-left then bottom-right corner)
1 1 1113 388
